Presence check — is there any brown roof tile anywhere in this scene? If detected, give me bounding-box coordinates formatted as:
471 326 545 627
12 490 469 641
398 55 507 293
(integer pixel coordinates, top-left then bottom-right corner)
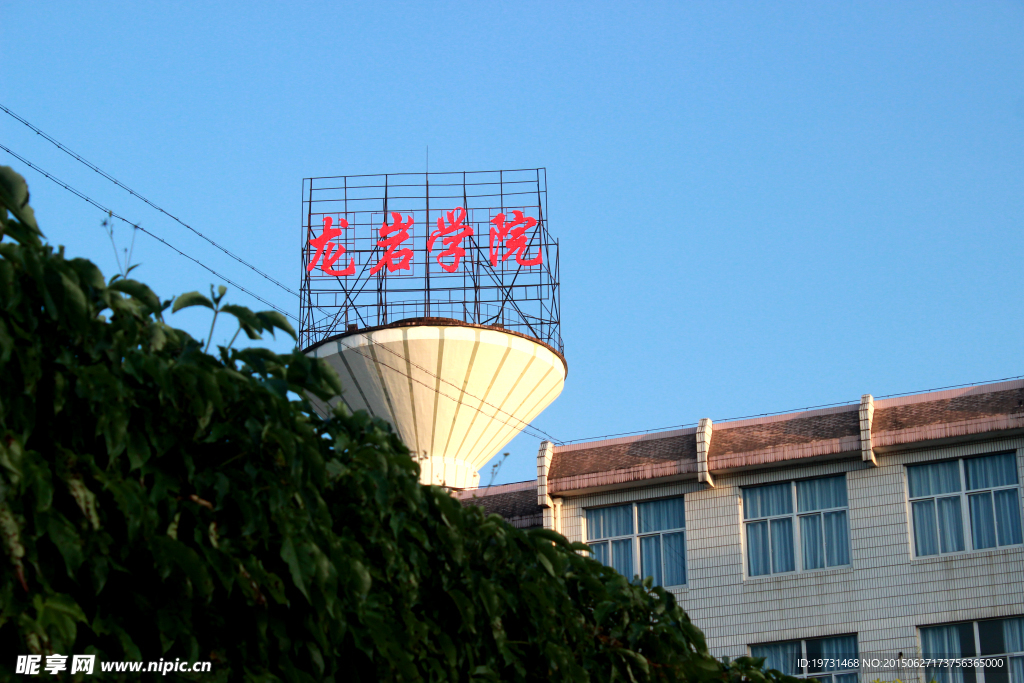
874 388 1024 432
459 489 543 529
549 434 696 480
708 410 860 458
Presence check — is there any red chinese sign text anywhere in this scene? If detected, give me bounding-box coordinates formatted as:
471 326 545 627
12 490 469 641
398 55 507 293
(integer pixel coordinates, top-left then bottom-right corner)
369 212 414 275
307 216 355 276
427 207 474 273
489 210 543 267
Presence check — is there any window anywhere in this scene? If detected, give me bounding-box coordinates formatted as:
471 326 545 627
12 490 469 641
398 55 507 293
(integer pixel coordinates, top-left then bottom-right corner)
743 475 850 577
921 616 1024 683
585 497 686 587
909 453 1023 557
751 634 858 683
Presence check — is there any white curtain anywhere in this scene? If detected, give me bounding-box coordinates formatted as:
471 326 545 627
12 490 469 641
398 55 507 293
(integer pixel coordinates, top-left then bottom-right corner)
820 635 858 667
824 510 850 566
921 625 964 683
747 521 771 576
913 500 938 556
1005 617 1024 652
801 514 824 570
965 453 1018 490
1010 657 1024 683
970 492 997 550
994 489 1023 546
586 504 633 540
770 518 795 573
638 498 685 533
797 476 848 512
744 483 792 519
751 641 801 676
663 532 686 586
909 461 962 498
611 538 634 578
937 496 965 553
640 535 661 586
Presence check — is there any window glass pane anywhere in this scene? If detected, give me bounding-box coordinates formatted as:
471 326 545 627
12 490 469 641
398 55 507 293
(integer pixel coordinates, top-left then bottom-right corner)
586 504 633 540
663 532 686 586
994 489 1024 547
909 461 962 498
611 538 634 578
744 483 792 519
912 499 939 556
747 521 771 576
922 624 965 683
797 476 848 512
970 492 997 550
640 535 662 586
819 635 859 669
638 498 685 533
1010 657 1024 683
937 496 966 553
966 453 1019 490
589 541 609 566
770 517 795 573
835 674 858 683
800 514 824 570
824 510 850 567
979 619 1006 656
751 641 801 676
1005 617 1024 653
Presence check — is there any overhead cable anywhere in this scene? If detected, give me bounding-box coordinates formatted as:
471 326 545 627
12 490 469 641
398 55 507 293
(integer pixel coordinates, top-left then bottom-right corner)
0 102 298 297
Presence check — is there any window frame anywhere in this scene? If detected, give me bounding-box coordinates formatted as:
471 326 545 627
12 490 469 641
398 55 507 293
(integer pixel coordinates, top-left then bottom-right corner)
750 634 860 683
919 616 1024 683
584 497 687 588
742 475 852 578
907 452 1023 558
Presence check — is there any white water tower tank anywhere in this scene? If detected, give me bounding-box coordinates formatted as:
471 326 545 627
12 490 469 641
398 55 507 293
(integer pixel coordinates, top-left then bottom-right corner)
306 317 566 488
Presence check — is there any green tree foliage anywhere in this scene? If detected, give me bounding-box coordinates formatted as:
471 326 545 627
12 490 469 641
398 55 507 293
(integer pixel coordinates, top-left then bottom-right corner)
0 167 798 682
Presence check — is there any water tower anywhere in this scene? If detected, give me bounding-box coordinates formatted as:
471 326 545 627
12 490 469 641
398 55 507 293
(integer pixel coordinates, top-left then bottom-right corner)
299 169 565 488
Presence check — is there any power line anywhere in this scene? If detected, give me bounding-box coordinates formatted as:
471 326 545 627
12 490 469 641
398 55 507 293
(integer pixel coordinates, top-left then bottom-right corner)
0 143 296 320
0 102 298 298
557 373 1024 446
0 144 562 443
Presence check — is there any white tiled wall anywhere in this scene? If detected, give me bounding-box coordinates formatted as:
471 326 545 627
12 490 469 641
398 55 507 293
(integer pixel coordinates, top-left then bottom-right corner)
557 437 1024 663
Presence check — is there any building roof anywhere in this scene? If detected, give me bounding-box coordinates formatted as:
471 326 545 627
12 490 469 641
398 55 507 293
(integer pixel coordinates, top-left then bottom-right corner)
454 481 543 529
547 379 1024 495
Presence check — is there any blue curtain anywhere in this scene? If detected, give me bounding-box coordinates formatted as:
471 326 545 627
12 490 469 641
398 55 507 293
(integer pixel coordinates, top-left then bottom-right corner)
751 641 801 676
1005 617 1024 653
611 538 634 578
590 541 609 566
965 453 1018 490
770 517 795 573
922 625 964 683
744 483 792 519
797 476 848 512
638 498 685 533
586 504 633 540
663 532 686 586
824 510 850 566
913 499 939 556
909 461 962 498
970 492 997 550
994 489 1023 546
801 514 824 570
640 535 662 586
937 496 965 553
1010 657 1023 683
747 521 771 576
835 674 857 683
820 635 858 668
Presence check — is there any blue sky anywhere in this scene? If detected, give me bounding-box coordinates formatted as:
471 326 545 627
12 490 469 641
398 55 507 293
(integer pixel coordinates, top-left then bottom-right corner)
3 2 1022 485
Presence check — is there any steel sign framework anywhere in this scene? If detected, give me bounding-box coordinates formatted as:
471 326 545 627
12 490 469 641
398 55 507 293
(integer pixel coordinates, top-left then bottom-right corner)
299 168 562 352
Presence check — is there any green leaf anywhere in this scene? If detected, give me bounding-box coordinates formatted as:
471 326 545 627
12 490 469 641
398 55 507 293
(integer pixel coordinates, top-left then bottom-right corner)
171 291 215 313
0 166 39 233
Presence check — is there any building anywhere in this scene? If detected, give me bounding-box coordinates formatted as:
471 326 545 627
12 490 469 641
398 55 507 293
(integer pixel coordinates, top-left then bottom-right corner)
457 378 1024 682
